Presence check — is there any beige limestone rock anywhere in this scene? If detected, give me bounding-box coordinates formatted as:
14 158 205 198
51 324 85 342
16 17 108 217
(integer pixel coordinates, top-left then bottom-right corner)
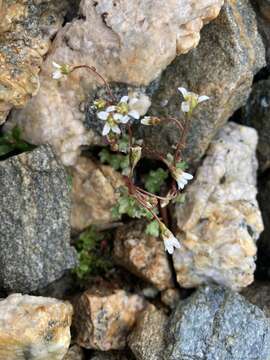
173 122 264 291
114 221 174 291
128 304 167 360
0 0 68 123
9 0 223 165
0 293 73 360
70 156 124 232
74 286 145 350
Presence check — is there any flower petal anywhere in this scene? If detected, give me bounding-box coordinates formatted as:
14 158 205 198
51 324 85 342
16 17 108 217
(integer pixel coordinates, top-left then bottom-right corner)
129 97 139 105
164 239 174 254
106 106 116 112
112 125 121 134
198 95 210 103
141 117 151 125
119 115 130 124
128 110 140 119
181 102 190 113
52 61 61 69
102 123 111 136
52 71 62 79
183 172 193 180
97 111 109 120
113 113 123 121
178 87 188 98
120 96 129 103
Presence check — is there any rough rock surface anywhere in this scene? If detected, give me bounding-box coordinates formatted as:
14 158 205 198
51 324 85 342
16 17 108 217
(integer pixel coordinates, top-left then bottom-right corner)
242 282 270 318
0 145 77 292
252 0 270 63
74 285 145 350
9 0 223 165
114 221 174 291
128 304 167 360
165 285 270 360
90 352 129 360
173 122 264 291
0 293 73 360
141 0 266 167
70 156 123 232
0 0 68 123
242 78 270 171
63 345 84 360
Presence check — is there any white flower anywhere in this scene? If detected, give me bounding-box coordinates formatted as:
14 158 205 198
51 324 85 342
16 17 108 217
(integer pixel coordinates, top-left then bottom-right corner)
160 223 181 254
178 87 209 113
52 62 62 79
117 96 140 122
141 116 161 126
173 168 193 190
52 62 71 80
97 108 121 136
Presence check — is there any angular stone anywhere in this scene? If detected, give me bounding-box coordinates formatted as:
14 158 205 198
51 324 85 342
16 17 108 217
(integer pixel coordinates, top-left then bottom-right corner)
252 0 270 63
128 304 167 360
242 78 270 171
142 0 265 167
173 123 264 291
70 156 124 232
165 285 270 360
0 0 68 123
74 284 145 350
0 145 77 292
0 293 72 360
114 221 174 291
63 345 84 360
241 282 270 318
9 0 223 165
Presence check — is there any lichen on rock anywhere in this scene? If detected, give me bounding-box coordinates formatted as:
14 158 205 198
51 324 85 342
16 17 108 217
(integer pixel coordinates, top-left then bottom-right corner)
172 122 264 291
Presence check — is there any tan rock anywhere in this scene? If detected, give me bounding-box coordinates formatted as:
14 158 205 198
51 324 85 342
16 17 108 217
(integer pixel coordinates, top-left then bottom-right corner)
114 221 174 291
9 0 223 164
74 285 145 350
161 288 181 309
63 345 84 360
0 0 68 123
173 122 264 291
0 293 73 360
70 156 124 231
128 304 167 360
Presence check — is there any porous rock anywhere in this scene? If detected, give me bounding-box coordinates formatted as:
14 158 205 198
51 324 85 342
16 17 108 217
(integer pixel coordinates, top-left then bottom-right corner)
142 0 266 167
9 0 223 165
165 285 270 360
0 0 68 123
74 284 145 350
70 156 124 232
128 304 168 360
0 145 77 292
114 221 174 291
173 122 264 291
0 293 73 360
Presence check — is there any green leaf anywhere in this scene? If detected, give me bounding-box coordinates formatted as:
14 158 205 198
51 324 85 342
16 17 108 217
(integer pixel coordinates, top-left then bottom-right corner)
145 220 160 237
99 148 129 172
144 168 169 194
176 161 188 171
0 144 14 156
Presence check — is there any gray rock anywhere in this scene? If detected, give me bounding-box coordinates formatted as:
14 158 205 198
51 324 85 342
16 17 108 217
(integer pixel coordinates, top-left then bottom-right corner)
128 304 167 360
242 78 270 171
165 285 270 360
0 145 77 292
252 0 270 63
141 0 265 167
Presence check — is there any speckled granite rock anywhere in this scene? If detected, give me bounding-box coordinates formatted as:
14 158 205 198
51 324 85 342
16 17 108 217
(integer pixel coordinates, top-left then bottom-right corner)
128 304 167 360
0 0 68 123
141 0 266 167
241 282 270 318
173 123 264 291
252 0 270 63
74 285 145 350
9 0 223 165
63 345 84 360
165 285 270 360
0 145 77 292
70 156 124 231
114 221 174 291
0 293 73 360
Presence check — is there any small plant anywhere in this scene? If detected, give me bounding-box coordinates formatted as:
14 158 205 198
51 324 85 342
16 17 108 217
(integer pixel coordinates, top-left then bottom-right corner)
52 62 209 254
74 227 113 280
0 127 35 157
